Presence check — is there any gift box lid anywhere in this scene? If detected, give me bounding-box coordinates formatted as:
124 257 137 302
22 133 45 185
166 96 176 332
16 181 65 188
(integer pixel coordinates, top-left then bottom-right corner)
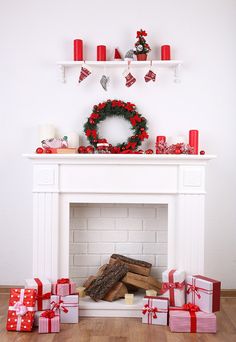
162 269 185 282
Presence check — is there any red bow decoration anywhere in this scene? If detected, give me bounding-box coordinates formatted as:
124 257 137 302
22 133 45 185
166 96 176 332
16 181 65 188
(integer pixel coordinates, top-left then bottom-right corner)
57 278 70 284
142 304 158 319
130 114 141 127
139 131 149 141
86 129 97 138
126 141 137 150
187 284 201 299
97 102 106 110
183 303 200 312
41 310 56 319
51 300 68 314
37 292 51 301
125 102 135 112
90 113 100 120
162 281 185 292
137 30 147 38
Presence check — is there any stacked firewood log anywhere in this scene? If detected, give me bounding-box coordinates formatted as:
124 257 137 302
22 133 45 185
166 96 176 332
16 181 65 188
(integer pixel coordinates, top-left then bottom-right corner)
83 254 161 302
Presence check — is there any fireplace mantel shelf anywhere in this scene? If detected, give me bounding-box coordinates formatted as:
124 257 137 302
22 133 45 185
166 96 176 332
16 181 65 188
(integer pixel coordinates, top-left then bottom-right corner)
23 153 216 165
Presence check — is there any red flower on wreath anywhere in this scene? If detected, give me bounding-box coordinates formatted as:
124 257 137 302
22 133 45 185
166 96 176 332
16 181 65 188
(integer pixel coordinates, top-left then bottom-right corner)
86 129 97 138
125 102 135 112
130 114 141 126
90 113 100 120
126 141 137 150
139 130 149 141
97 102 106 110
137 29 147 38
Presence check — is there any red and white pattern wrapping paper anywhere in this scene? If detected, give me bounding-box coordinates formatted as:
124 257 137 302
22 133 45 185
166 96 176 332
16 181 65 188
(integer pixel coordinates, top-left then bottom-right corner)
186 275 221 313
161 269 185 307
169 305 217 333
38 311 60 333
142 296 168 325
51 295 79 323
52 278 76 296
6 288 37 332
25 278 51 311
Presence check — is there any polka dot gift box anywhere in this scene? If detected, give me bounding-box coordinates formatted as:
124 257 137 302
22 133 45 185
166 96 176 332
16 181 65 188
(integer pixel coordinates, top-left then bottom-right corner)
6 288 37 332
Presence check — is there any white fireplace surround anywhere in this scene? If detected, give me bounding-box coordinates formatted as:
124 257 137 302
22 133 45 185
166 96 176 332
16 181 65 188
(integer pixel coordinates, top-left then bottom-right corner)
24 154 215 284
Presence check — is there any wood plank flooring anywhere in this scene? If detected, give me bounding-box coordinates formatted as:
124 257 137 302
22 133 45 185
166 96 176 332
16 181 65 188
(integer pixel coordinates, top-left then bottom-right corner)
0 294 236 342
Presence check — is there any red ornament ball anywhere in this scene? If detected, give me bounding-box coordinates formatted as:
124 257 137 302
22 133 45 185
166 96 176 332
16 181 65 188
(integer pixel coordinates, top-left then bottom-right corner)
140 128 145 131
36 147 44 154
86 145 95 154
175 149 181 154
45 149 52 154
145 149 154 154
200 150 205 155
78 146 86 153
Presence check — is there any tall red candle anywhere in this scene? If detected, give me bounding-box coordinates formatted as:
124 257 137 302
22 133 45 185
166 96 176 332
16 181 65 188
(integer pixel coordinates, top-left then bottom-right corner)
97 45 106 61
156 136 166 154
189 130 199 154
74 39 83 61
161 45 171 60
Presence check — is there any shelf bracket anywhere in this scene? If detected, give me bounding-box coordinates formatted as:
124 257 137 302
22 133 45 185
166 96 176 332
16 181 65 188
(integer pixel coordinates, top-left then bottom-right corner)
58 64 66 83
174 63 181 83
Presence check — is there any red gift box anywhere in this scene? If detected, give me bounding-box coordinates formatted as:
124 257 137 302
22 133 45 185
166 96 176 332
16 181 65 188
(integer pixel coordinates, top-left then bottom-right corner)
52 278 76 296
38 310 60 333
6 288 37 332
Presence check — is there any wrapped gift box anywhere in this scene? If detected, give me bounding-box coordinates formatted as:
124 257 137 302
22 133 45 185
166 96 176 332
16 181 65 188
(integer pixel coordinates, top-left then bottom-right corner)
52 278 76 296
186 275 221 313
38 310 60 333
142 296 168 325
25 278 51 311
6 288 37 332
51 295 79 323
161 269 185 307
169 304 217 333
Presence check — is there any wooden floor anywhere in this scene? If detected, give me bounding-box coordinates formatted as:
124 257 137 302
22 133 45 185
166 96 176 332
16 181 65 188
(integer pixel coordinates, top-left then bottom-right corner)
0 294 236 342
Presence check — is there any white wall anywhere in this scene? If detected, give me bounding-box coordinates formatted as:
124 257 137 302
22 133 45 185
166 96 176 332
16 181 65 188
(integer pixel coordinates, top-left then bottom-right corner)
0 0 236 288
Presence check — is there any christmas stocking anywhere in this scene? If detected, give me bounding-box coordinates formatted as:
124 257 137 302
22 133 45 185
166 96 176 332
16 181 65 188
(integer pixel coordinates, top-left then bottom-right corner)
100 75 109 91
79 66 91 83
125 72 136 87
144 69 156 82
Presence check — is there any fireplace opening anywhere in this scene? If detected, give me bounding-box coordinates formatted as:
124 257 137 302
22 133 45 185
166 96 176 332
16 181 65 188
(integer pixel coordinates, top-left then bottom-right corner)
69 203 168 290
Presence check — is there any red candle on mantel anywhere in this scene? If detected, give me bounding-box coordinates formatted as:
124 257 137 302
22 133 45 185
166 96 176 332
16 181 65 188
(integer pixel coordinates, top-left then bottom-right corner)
156 136 166 154
74 39 83 61
189 130 199 154
161 45 171 60
97 45 106 61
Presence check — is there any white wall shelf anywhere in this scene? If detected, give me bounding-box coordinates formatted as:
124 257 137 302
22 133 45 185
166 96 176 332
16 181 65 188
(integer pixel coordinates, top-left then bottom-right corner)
56 60 183 83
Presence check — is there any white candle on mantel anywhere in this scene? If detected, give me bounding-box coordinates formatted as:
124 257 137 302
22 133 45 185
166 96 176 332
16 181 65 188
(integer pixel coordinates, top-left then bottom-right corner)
39 124 55 142
66 131 80 148
168 135 187 145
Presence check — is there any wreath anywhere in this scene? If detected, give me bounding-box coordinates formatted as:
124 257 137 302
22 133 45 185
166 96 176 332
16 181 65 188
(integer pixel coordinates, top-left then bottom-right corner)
84 99 149 153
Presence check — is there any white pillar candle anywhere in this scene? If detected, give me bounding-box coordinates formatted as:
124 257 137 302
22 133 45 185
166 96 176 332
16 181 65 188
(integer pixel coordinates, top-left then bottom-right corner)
66 131 80 148
168 135 187 145
125 293 134 305
39 124 55 142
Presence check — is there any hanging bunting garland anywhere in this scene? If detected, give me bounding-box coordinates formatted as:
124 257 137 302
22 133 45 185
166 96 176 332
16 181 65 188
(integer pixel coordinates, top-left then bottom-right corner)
84 99 149 152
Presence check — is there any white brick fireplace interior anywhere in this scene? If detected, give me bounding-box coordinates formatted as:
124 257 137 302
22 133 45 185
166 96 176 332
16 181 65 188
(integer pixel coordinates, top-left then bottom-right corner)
25 153 215 316
69 203 168 286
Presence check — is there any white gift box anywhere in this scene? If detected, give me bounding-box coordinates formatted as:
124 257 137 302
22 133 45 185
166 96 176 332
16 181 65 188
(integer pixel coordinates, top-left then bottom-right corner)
142 296 169 325
186 275 221 313
25 278 51 311
51 295 79 323
161 269 185 307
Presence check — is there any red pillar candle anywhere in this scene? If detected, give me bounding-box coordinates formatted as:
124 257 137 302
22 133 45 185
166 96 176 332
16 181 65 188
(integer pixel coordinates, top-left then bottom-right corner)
156 136 166 154
74 39 83 61
97 45 106 61
189 130 199 154
161 45 171 60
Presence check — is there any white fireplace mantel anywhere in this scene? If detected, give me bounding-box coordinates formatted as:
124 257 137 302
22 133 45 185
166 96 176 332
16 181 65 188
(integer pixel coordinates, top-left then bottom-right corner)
24 154 216 284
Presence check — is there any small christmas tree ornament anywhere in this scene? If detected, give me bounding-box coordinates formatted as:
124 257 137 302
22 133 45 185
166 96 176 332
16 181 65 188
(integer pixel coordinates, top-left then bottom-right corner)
114 48 122 60
134 29 151 61
100 75 109 91
78 64 91 83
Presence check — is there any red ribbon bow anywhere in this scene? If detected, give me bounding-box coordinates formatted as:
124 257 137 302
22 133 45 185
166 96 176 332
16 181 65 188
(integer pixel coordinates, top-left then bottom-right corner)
142 304 158 319
126 141 137 150
86 129 97 138
162 281 185 292
41 310 56 319
139 130 149 141
182 303 200 312
57 278 70 284
130 114 141 127
187 284 201 299
90 113 100 120
51 300 69 314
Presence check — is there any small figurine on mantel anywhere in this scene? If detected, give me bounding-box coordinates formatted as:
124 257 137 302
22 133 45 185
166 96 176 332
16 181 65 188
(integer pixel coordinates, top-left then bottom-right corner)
96 139 110 153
